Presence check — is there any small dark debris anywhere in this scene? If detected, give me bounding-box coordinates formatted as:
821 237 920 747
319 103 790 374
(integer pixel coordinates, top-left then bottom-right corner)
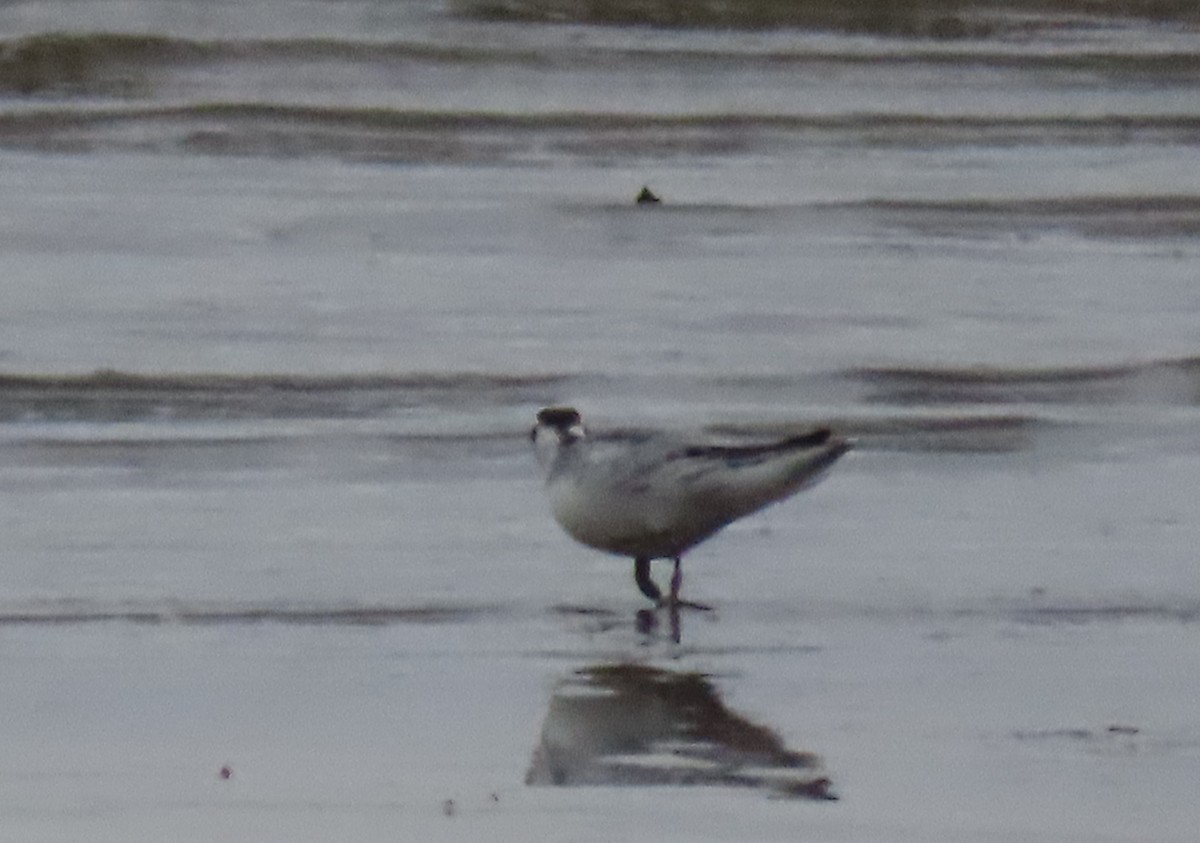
636 185 661 205
442 798 456 817
218 765 232 780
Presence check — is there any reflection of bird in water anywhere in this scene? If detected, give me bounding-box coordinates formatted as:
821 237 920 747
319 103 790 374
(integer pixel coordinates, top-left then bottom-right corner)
531 407 851 607
526 663 835 800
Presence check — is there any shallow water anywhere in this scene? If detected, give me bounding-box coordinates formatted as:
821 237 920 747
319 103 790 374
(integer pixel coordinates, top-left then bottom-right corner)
2 0 1199 839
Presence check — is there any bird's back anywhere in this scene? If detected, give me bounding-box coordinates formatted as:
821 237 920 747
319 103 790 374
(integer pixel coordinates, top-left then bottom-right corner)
545 427 850 559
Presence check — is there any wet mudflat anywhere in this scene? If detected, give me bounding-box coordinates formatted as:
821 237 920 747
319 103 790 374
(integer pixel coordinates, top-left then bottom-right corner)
3 0 1199 838
2 427 1199 842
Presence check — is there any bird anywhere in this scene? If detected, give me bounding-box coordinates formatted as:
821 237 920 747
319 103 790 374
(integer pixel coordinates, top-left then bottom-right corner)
530 406 850 608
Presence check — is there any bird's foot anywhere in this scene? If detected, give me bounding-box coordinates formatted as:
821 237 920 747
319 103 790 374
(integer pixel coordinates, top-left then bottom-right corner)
656 597 714 612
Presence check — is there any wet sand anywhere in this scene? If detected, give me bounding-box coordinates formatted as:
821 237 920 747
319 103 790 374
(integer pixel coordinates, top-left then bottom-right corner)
3 435 1198 842
2 2 1198 837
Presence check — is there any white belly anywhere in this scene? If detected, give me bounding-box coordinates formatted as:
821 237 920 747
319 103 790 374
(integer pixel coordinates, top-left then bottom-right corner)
549 476 717 559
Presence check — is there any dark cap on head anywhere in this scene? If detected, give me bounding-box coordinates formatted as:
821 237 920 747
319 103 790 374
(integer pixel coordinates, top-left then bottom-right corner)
536 406 582 429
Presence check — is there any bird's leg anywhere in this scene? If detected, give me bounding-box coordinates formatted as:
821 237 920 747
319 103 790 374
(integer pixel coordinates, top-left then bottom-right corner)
664 556 714 612
633 557 662 603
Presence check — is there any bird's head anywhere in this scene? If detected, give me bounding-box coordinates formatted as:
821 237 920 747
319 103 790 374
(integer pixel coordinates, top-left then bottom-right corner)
531 406 585 470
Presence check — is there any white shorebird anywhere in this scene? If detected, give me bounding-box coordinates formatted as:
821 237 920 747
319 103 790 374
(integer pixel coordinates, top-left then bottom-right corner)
531 407 851 608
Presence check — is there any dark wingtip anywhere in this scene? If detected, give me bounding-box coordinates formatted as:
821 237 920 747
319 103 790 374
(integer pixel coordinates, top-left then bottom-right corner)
781 427 833 449
676 426 847 462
